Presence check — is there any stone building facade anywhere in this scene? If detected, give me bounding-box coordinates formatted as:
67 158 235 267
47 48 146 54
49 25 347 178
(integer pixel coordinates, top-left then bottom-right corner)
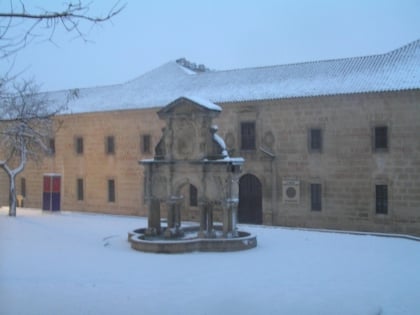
1 40 419 235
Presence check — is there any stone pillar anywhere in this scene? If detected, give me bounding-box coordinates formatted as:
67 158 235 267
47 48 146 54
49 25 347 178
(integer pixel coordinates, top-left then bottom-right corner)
199 203 207 238
223 198 238 237
204 203 216 238
174 202 181 229
146 198 161 236
207 204 214 236
222 203 230 237
231 199 239 237
199 203 216 238
167 203 175 228
164 195 184 238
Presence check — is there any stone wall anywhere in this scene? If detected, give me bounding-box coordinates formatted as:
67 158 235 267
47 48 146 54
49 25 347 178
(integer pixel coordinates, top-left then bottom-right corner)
1 90 419 235
216 90 420 235
0 108 163 216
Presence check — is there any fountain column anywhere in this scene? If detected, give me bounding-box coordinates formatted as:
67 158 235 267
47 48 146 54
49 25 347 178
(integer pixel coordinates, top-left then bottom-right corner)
223 198 238 237
199 202 215 238
146 198 161 236
144 162 161 236
164 195 183 238
206 203 214 237
199 202 207 238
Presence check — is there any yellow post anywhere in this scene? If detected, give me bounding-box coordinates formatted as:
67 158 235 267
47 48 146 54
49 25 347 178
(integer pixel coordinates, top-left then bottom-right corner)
16 195 24 207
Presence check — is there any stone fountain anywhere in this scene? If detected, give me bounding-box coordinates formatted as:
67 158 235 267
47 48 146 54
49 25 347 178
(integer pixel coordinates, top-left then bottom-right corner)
128 96 257 253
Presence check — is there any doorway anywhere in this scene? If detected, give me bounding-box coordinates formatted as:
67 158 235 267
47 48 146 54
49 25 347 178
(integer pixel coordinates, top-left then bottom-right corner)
238 174 262 224
42 174 61 211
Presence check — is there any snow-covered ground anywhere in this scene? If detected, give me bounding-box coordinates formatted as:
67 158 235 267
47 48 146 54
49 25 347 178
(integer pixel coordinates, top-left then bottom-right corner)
1 207 419 315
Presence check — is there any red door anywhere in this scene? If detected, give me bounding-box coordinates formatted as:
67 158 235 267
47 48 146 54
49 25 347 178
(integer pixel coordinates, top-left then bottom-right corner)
43 175 61 211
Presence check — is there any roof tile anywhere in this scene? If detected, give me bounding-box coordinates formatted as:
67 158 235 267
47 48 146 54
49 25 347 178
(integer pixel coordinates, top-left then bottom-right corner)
51 39 420 113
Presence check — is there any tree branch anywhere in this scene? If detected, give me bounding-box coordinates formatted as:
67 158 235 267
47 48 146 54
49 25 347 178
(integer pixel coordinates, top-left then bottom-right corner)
0 6 124 23
0 1 126 58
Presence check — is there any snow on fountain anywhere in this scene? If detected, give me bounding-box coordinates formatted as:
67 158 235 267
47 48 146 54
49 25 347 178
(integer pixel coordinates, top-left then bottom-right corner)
128 96 257 253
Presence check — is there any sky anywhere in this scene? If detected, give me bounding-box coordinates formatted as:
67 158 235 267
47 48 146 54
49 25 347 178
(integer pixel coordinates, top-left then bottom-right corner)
1 0 420 92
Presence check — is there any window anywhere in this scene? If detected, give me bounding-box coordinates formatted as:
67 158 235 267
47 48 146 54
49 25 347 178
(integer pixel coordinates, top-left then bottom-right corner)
310 183 322 211
75 137 84 155
375 184 388 214
77 178 84 201
49 138 56 155
105 136 115 155
21 178 26 197
189 184 198 207
241 122 256 150
309 128 322 152
374 126 388 151
141 134 151 154
108 179 116 203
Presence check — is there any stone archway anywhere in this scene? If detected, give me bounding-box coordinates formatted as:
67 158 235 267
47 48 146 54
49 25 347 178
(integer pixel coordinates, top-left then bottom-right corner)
176 181 199 221
238 174 263 224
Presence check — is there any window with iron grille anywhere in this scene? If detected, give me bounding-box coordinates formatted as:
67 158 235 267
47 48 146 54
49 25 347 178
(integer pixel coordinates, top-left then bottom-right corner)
310 183 322 211
241 121 256 150
375 184 388 214
142 134 151 154
49 138 56 155
309 128 322 152
105 136 115 155
374 126 388 151
108 179 116 203
75 137 84 155
77 178 84 201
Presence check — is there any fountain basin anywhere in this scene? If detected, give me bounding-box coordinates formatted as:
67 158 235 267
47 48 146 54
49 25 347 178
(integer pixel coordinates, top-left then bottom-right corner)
128 225 257 253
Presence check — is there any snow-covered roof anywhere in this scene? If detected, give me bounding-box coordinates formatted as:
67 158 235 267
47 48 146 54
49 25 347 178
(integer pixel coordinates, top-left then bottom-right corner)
158 96 222 115
51 39 420 114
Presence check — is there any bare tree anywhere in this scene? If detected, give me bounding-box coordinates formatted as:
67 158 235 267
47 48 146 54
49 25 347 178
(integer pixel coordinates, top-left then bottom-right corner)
0 1 126 58
0 80 75 216
0 1 124 215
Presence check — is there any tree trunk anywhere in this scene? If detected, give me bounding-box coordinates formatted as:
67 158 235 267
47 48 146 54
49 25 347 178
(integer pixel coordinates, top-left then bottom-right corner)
9 173 17 216
1 144 26 217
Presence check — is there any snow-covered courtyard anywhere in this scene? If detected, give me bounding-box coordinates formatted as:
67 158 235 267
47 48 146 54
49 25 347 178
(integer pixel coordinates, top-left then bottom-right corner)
1 207 419 315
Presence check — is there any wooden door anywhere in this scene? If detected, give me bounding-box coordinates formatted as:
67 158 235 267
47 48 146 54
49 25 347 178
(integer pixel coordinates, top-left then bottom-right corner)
238 174 262 224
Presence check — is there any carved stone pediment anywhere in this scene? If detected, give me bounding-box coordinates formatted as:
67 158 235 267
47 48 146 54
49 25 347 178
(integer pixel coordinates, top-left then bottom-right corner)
157 96 221 119
154 96 227 161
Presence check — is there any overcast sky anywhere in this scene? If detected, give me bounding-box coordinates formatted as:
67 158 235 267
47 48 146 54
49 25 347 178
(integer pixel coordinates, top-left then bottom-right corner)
2 0 420 92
